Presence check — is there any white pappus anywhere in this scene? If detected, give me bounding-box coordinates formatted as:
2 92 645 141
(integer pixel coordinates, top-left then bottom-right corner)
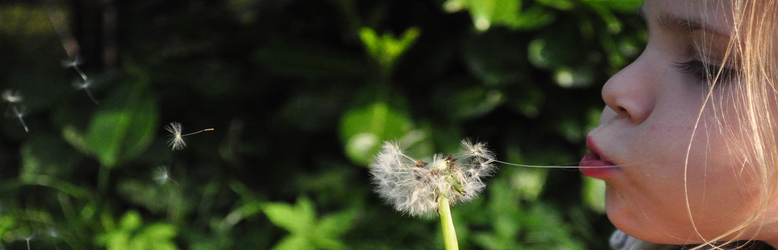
370 139 497 217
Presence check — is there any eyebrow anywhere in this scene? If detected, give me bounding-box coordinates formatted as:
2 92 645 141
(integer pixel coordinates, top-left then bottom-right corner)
637 4 730 39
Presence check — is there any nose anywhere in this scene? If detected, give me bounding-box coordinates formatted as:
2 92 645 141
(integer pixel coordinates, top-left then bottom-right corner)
601 54 656 124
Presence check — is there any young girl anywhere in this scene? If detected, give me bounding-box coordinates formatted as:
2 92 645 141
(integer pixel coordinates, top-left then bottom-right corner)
578 0 778 249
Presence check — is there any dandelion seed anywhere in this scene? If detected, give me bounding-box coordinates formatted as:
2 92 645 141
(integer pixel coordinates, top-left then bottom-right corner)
62 55 88 81
21 234 34 250
1 90 21 104
46 228 59 238
73 79 99 104
370 139 497 217
165 122 214 150
12 106 29 133
60 55 82 69
153 166 180 187
2 89 22 117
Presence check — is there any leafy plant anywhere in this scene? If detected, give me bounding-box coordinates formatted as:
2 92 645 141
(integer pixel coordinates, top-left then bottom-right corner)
0 0 645 249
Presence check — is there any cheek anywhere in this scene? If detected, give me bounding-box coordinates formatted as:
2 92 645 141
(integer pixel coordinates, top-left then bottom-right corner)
599 106 617 125
605 96 764 243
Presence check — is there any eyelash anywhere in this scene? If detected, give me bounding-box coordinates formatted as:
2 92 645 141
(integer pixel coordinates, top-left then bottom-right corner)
673 59 738 83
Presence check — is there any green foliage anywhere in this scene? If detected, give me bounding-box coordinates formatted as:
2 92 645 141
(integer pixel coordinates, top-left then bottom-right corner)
340 102 414 165
0 0 646 249
96 210 178 250
444 0 555 31
63 65 159 169
264 197 354 250
359 27 421 75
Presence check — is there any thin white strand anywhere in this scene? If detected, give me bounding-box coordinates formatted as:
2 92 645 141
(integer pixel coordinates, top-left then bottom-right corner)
13 106 29 133
181 128 215 137
493 159 644 169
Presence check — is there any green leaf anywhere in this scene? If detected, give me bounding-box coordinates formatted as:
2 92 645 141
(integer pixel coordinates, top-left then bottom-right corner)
583 1 623 34
582 0 643 13
509 4 555 30
142 223 178 242
315 209 355 238
358 27 420 73
435 85 504 120
553 66 595 88
444 0 554 31
218 200 265 232
510 168 548 201
20 132 80 182
62 125 92 156
117 179 168 213
339 102 414 165
536 0 574 10
87 110 130 167
582 177 606 213
97 211 180 250
527 25 583 69
272 235 315 250
263 197 353 250
119 210 142 231
84 66 159 168
263 197 315 235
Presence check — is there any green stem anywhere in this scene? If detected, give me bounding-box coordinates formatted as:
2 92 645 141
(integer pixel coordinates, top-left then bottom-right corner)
438 196 459 250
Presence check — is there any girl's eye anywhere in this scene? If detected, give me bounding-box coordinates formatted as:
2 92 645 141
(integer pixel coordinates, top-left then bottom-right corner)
674 59 738 83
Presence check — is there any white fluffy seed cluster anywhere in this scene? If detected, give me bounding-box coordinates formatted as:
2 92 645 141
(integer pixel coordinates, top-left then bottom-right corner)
370 139 497 217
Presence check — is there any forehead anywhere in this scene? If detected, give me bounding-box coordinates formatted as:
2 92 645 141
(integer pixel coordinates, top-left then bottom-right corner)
642 0 734 34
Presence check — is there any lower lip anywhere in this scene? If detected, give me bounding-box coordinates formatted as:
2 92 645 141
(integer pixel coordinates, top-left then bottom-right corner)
579 152 616 178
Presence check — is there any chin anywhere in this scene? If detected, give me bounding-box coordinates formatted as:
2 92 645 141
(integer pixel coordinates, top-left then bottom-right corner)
603 186 701 245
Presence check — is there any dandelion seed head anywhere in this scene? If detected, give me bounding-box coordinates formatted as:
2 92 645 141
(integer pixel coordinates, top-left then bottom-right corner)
2 90 22 103
165 122 186 150
370 140 497 217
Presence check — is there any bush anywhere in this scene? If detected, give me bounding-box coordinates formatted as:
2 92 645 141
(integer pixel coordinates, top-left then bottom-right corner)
0 0 644 249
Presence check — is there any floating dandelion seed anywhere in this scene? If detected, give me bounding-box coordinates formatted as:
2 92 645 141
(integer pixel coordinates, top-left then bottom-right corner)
12 106 29 133
60 55 82 69
2 89 22 117
62 55 99 104
46 228 59 238
165 122 214 150
22 234 34 250
1 89 22 104
153 166 179 187
73 79 99 104
370 139 497 217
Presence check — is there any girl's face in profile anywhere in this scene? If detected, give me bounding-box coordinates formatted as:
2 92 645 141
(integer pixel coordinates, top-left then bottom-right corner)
582 0 778 245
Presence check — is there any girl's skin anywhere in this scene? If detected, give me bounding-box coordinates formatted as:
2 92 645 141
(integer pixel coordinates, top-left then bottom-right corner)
579 0 778 247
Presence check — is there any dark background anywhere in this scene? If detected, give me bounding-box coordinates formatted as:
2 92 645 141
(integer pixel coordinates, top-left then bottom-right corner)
0 0 645 249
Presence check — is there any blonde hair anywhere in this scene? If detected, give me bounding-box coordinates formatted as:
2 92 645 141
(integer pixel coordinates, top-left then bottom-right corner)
685 0 778 249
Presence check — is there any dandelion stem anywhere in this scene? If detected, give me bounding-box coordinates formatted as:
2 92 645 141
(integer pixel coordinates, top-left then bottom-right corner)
438 196 458 250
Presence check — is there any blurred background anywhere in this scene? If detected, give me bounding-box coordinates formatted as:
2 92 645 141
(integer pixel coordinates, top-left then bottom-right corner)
0 0 646 249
